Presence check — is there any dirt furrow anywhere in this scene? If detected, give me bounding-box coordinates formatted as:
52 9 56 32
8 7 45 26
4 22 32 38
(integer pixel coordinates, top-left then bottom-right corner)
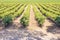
42 19 54 30
27 5 42 31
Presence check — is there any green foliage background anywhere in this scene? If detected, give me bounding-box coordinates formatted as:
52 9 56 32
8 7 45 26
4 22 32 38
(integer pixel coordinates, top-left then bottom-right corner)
0 0 60 3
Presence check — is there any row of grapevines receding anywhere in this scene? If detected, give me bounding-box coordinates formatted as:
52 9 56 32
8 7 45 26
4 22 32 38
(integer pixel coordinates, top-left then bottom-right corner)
0 3 15 11
33 4 45 26
0 4 23 19
40 4 60 15
39 4 60 25
2 3 25 19
0 4 15 11
12 4 26 19
37 4 57 21
0 3 20 14
0 3 15 8
0 3 19 17
20 4 30 27
49 4 60 10
0 7 7 11
46 4 60 12
36 3 60 26
2 4 26 27
52 4 60 9
43 4 60 13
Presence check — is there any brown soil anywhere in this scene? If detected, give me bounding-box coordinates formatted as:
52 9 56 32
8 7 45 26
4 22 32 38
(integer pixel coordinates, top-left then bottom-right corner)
27 5 42 31
42 19 54 30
